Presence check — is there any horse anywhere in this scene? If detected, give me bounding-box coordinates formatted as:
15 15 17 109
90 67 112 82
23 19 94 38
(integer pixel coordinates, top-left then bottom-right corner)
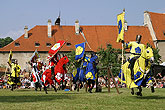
41 56 69 94
72 66 86 91
118 46 154 96
85 54 98 93
72 54 98 93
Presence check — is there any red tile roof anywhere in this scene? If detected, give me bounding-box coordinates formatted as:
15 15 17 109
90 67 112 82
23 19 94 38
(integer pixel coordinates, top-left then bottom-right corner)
0 25 154 52
149 12 165 40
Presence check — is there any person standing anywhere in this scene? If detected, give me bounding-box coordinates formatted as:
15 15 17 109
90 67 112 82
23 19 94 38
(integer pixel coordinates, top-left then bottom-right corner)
7 59 21 91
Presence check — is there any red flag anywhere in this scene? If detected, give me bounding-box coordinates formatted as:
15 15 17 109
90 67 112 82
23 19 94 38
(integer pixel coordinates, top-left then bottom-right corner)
48 40 65 55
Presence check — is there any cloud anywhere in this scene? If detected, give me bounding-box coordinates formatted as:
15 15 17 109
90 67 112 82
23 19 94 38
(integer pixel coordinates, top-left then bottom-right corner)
0 30 24 40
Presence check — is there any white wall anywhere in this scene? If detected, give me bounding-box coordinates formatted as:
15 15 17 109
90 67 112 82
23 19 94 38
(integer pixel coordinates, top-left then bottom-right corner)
0 52 49 72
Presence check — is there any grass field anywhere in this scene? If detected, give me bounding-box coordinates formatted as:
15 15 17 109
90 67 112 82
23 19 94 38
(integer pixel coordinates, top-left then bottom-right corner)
0 88 164 110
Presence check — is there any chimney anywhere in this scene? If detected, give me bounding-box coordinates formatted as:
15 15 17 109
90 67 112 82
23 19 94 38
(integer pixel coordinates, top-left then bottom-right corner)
75 20 80 35
24 26 28 38
124 20 128 31
48 19 52 37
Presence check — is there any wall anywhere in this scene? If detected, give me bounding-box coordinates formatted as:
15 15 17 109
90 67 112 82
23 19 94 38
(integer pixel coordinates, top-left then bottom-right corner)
144 12 157 47
157 42 165 62
0 52 49 72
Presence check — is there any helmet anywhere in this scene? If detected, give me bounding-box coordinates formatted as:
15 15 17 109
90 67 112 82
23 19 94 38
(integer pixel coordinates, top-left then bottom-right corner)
136 35 142 44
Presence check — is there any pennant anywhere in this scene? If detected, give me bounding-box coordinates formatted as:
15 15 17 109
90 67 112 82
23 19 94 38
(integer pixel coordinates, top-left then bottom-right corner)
116 12 125 43
48 40 65 55
8 49 13 64
30 49 40 62
75 42 85 61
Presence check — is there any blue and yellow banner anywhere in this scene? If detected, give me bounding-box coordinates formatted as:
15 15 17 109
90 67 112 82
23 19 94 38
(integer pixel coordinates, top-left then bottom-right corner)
72 68 80 81
116 12 125 42
75 42 85 61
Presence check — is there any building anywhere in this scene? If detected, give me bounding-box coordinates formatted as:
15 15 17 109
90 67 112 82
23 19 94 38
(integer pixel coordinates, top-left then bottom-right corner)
1 11 164 70
144 11 165 61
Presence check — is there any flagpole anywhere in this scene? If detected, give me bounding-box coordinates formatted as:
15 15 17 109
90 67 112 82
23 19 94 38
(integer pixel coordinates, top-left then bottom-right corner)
121 9 125 86
80 29 93 51
121 43 124 85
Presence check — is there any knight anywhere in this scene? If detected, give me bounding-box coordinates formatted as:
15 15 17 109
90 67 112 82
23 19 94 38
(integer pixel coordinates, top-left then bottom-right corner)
48 53 60 80
7 59 21 91
122 35 146 80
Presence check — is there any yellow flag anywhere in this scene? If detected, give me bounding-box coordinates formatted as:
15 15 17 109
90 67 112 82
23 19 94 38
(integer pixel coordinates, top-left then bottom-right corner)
8 49 13 64
116 12 125 42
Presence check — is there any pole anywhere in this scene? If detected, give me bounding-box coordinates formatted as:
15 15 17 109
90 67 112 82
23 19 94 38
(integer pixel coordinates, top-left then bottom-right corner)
121 9 125 86
107 67 110 93
80 31 93 51
95 69 99 92
3 66 8 81
121 43 124 86
108 67 120 94
70 73 72 91
77 77 80 92
85 80 88 92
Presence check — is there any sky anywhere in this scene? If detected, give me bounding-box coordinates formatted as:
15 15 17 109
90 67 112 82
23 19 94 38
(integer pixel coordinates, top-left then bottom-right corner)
0 0 165 40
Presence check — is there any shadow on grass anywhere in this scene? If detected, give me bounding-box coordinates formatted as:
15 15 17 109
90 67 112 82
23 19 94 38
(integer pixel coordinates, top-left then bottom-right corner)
0 95 71 103
133 95 165 100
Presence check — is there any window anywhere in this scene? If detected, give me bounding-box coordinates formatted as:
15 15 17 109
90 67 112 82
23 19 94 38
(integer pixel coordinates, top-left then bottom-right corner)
46 43 51 47
35 43 40 47
163 32 165 37
66 42 71 46
15 42 20 47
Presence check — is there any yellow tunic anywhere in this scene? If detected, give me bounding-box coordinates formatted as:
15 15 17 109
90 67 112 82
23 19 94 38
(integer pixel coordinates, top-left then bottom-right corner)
126 41 146 59
11 63 21 77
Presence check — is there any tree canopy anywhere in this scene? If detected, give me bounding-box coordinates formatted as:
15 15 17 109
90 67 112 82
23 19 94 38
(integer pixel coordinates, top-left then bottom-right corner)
0 37 13 48
97 44 122 76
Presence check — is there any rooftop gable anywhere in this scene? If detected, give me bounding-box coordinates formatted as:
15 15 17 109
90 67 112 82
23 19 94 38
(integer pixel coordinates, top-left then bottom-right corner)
148 12 165 40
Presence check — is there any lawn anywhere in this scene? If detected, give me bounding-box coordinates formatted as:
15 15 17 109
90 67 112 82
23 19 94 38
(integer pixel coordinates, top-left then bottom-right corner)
0 87 164 110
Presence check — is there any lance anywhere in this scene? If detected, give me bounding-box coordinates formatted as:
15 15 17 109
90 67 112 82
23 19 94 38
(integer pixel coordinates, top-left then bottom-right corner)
75 20 93 51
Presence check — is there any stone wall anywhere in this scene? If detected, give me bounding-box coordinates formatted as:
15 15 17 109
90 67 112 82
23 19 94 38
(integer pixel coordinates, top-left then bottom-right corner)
0 52 49 72
144 11 157 46
144 12 165 62
157 42 165 62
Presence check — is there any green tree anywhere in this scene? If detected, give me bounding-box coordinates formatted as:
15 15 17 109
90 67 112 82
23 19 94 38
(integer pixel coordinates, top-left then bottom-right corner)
0 37 13 48
66 50 81 73
147 43 161 64
97 44 122 76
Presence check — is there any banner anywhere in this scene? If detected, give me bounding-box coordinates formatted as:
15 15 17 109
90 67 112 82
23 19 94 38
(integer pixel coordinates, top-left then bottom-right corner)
116 12 125 42
8 49 13 64
30 49 40 62
48 40 65 55
75 42 85 61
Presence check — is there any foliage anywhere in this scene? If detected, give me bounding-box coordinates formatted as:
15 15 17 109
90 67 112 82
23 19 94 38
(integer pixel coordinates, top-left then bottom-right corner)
97 44 122 76
0 37 13 48
66 50 81 73
147 43 161 64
